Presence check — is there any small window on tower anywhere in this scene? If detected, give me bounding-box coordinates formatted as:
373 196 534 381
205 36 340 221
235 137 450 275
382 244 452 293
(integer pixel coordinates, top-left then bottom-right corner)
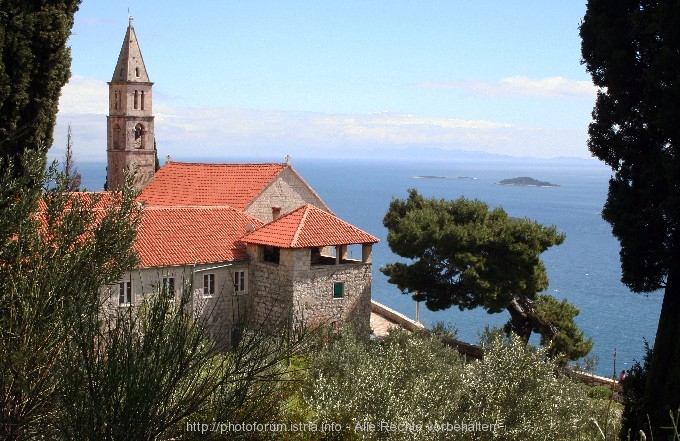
135 67 140 77
134 123 144 149
263 246 280 264
134 90 138 109
140 91 145 110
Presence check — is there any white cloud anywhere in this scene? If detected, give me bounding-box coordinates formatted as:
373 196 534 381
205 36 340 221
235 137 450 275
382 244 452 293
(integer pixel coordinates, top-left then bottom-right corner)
52 75 591 162
58 75 108 114
500 76 597 97
416 76 597 98
151 106 528 154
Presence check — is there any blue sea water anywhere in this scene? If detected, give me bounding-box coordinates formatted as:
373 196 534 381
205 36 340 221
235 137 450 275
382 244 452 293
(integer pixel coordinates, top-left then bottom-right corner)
78 156 662 377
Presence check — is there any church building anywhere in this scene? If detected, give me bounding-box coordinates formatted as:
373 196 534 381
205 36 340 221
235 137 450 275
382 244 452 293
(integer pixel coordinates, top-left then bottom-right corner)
103 19 379 339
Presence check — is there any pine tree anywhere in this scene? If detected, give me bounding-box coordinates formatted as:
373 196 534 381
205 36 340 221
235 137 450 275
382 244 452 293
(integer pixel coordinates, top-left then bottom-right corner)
381 189 592 362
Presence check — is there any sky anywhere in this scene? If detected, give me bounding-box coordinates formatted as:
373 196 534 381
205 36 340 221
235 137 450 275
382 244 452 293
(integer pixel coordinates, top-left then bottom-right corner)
52 1 599 162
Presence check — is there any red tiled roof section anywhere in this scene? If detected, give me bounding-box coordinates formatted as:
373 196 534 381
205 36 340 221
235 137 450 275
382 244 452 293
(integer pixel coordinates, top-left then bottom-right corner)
37 191 118 211
139 162 287 209
136 206 263 267
242 204 379 248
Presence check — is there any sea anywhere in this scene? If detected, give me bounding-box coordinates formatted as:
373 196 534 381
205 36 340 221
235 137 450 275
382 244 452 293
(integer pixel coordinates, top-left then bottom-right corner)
76 156 663 377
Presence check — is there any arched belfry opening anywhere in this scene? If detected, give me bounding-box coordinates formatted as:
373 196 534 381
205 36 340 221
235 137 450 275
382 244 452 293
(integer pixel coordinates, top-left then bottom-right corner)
134 123 145 149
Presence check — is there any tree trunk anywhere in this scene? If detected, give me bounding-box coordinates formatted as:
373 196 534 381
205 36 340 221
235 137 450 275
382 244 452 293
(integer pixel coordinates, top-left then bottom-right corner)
506 299 532 344
643 262 680 437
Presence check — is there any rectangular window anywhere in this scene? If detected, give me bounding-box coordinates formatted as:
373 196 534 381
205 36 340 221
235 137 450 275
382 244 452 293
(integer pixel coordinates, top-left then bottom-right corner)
263 246 280 264
234 270 247 294
119 281 132 306
163 276 175 293
333 282 344 299
272 206 281 220
203 274 215 297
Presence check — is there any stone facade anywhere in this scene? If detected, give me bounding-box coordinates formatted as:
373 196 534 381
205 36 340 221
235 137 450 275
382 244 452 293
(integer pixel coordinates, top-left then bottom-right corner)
105 244 374 341
100 21 378 347
245 167 331 222
106 19 155 192
247 245 373 331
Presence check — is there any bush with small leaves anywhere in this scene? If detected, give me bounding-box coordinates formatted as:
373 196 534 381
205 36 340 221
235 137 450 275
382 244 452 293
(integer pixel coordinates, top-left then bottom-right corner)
456 334 600 441
304 327 465 441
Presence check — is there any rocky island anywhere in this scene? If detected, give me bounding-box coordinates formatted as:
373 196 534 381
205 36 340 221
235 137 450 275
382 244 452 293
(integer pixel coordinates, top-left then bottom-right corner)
496 177 559 187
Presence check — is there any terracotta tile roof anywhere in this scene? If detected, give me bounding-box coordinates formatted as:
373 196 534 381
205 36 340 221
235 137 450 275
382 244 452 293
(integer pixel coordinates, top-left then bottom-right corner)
37 191 118 211
242 204 379 248
136 206 262 267
138 161 287 209
36 192 131 237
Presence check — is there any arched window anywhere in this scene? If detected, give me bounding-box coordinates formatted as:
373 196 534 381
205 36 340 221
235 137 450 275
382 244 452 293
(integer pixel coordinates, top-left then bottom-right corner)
134 123 144 149
134 90 138 109
113 91 119 110
140 91 145 110
135 67 140 77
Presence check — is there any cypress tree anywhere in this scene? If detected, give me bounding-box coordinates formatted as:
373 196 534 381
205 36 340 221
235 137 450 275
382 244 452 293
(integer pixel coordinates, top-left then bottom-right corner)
580 1 680 435
0 0 81 179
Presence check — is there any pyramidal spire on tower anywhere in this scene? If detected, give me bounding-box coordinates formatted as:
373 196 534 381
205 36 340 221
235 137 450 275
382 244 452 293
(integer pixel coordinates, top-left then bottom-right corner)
111 16 150 83
106 17 156 192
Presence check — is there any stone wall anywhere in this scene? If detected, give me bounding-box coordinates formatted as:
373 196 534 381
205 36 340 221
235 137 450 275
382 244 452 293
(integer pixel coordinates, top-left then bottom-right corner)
106 146 155 191
102 246 373 343
248 260 294 331
248 246 372 331
294 262 372 327
245 167 331 222
370 300 425 333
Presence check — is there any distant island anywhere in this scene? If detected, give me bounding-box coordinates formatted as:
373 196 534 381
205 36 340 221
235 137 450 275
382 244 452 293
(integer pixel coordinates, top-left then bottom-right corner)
496 177 560 187
412 176 478 180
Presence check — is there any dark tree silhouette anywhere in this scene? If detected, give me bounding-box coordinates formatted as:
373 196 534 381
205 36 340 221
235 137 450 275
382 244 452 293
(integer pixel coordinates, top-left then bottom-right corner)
580 0 680 434
0 1 81 181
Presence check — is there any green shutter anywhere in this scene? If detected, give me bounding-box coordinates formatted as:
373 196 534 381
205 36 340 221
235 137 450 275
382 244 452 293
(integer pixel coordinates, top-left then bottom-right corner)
333 282 344 298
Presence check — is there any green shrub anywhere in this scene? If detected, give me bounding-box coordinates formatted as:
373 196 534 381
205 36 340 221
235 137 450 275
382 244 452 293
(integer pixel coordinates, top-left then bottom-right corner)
589 385 614 400
455 334 601 441
304 327 465 440
304 327 621 441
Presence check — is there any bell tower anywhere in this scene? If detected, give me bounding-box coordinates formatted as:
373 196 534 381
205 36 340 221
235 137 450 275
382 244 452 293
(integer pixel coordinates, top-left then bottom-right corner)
107 17 155 191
